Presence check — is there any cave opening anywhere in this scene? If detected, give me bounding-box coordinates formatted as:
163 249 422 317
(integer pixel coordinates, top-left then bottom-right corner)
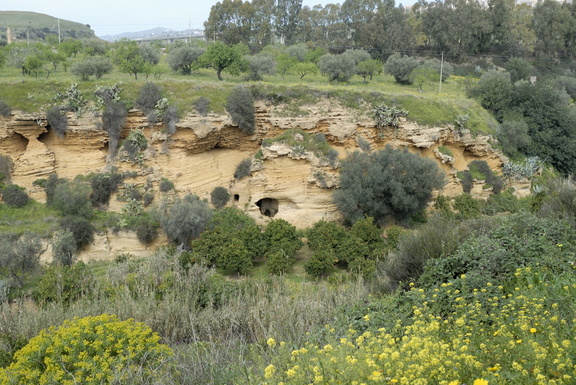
256 198 279 217
234 194 239 202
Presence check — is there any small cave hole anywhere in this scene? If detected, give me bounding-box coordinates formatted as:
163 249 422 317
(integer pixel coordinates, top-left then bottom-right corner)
256 198 279 217
234 194 239 202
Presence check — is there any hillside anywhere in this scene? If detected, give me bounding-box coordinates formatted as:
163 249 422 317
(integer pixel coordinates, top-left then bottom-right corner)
0 11 95 43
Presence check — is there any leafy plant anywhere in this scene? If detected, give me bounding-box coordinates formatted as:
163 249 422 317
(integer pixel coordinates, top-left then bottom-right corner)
2 184 29 208
46 106 67 138
0 314 173 384
211 186 230 209
0 101 11 117
234 158 252 180
373 104 408 129
226 85 255 134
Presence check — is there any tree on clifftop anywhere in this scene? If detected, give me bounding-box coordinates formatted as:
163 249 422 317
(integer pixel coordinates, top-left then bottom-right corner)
197 42 248 81
334 146 445 225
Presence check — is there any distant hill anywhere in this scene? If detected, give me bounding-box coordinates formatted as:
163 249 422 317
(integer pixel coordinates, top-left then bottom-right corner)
0 11 96 43
99 27 204 42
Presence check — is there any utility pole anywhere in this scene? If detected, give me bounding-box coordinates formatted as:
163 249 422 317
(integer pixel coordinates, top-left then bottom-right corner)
439 51 444 94
58 18 61 44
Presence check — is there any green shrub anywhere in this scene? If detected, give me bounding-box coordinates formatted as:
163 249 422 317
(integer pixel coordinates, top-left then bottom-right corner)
211 186 230 209
2 185 29 208
304 249 334 277
102 101 127 156
194 97 211 116
159 178 174 192
386 214 472 285
219 239 253 275
51 230 77 267
0 101 11 117
136 216 159 245
264 219 302 257
158 195 213 246
71 56 113 81
0 232 42 287
90 171 123 208
33 262 94 305
267 249 294 275
226 85 255 134
419 213 576 291
44 174 66 206
234 158 252 180
384 53 419 84
136 82 162 114
373 104 408 129
0 314 173 384
460 171 474 193
453 193 481 219
59 215 95 249
0 155 12 186
334 147 445 225
120 130 148 164
52 181 93 218
46 106 67 138
318 53 356 83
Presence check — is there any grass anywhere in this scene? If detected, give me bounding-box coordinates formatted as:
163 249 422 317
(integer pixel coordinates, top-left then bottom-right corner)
0 200 59 236
0 57 496 135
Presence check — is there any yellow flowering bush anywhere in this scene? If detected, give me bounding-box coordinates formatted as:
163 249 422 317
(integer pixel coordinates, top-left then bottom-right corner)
0 314 173 385
256 268 576 384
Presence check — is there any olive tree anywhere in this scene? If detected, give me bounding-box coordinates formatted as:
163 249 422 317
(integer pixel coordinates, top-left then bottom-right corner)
158 195 213 247
318 53 356 83
334 146 445 225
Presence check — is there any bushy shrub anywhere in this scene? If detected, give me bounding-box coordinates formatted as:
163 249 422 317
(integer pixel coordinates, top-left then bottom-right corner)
460 171 474 193
318 53 356 82
46 106 68 138
453 193 481 219
373 104 408 129
211 186 230 209
52 181 93 218
386 214 473 285
226 85 255 134
234 158 252 180
59 215 95 249
90 171 123 207
136 82 162 114
246 54 276 81
0 232 42 287
419 213 576 290
334 147 445 225
194 97 210 116
136 216 159 245
0 155 12 185
384 53 419 84
0 100 11 117
102 101 127 156
159 178 174 192
2 184 29 207
304 249 334 277
51 230 77 267
163 105 179 137
497 120 531 157
71 56 113 80
264 219 303 257
33 262 94 305
267 249 294 275
167 45 205 75
120 129 148 164
0 315 173 384
158 195 213 246
504 57 533 82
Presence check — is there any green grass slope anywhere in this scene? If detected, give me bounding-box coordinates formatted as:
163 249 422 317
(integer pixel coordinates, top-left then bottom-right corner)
0 11 95 42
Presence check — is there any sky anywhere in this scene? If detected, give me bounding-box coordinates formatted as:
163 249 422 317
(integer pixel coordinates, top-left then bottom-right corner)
3 0 343 38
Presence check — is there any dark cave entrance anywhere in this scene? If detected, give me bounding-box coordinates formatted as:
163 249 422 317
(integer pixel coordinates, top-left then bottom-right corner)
256 198 279 217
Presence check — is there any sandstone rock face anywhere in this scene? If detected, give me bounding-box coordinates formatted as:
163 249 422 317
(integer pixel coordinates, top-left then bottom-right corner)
1 100 509 260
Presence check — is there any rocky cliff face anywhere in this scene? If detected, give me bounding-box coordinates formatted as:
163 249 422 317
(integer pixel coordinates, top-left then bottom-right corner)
0 100 507 258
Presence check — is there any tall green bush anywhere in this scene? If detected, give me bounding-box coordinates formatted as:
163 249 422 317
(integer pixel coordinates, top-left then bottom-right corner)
226 85 255 134
334 146 445 225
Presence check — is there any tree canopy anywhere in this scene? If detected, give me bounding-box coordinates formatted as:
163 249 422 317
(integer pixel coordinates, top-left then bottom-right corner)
334 146 445 225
